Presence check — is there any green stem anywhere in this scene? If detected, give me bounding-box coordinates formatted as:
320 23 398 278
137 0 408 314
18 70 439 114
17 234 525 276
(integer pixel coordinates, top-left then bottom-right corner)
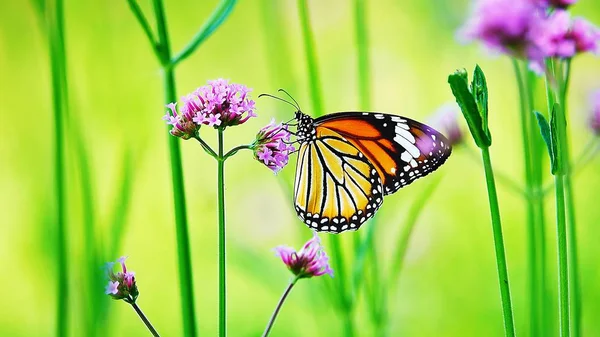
152 0 197 335
217 128 227 337
328 236 354 337
194 135 218 159
126 0 160 57
262 277 299 337
224 144 253 160
560 59 580 337
512 60 540 336
480 147 516 337
297 0 324 116
354 0 370 110
555 174 570 337
131 301 161 337
47 0 69 335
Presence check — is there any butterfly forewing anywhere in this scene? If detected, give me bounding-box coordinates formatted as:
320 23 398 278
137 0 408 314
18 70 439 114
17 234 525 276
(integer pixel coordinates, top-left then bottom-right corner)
314 112 452 195
293 128 383 233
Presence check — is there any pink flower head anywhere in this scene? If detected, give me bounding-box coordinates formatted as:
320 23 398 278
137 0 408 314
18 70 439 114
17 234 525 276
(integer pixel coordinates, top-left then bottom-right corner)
429 103 463 146
571 18 600 54
458 0 539 57
590 89 600 135
164 79 256 137
104 256 139 303
274 232 334 279
253 119 295 173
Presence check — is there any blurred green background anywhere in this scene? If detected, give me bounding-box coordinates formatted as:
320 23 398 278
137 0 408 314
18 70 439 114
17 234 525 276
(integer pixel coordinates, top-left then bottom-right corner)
2 0 600 336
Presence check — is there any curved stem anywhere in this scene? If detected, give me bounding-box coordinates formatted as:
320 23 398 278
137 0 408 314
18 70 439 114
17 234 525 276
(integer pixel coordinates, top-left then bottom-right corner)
126 0 160 57
481 147 516 337
130 302 161 337
223 144 253 161
152 0 197 335
194 135 218 159
217 128 227 337
261 277 299 337
171 0 237 66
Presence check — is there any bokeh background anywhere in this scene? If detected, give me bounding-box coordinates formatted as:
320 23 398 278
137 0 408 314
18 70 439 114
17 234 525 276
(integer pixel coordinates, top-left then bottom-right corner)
2 0 600 336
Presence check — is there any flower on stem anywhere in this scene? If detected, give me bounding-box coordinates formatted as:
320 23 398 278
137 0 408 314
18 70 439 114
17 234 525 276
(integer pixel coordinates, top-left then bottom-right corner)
459 0 600 72
104 256 139 303
163 79 257 138
590 89 600 135
274 232 334 279
429 103 464 146
252 119 295 173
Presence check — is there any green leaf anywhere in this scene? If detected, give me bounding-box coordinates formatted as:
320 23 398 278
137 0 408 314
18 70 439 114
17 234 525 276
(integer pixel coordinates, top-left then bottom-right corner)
472 65 491 142
534 111 555 173
447 69 491 148
549 103 564 175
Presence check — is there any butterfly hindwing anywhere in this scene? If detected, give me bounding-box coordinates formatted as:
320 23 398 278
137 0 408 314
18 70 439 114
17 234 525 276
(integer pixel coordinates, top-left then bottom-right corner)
314 112 452 195
293 127 384 233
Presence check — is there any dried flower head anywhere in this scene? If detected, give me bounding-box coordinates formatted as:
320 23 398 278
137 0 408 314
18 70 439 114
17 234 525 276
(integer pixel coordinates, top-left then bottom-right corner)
274 232 334 279
105 256 139 303
429 103 463 146
590 89 600 135
253 119 295 173
163 79 257 138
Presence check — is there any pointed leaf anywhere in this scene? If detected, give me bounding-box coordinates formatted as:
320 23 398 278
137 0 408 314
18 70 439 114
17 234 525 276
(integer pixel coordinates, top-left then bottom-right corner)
549 103 564 175
534 111 555 173
472 65 491 142
448 69 490 148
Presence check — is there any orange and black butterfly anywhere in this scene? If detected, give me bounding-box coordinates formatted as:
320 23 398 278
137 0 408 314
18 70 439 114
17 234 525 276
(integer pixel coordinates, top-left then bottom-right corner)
261 91 452 233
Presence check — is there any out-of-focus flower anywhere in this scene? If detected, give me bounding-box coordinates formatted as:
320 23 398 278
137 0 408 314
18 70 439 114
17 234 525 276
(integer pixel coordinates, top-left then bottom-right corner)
590 89 600 135
458 0 539 58
429 103 463 146
163 79 257 138
274 232 333 279
105 256 139 303
252 119 295 173
459 0 600 73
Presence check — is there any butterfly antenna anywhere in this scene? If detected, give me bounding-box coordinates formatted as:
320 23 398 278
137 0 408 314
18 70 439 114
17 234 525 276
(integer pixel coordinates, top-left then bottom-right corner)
257 93 298 110
277 89 301 111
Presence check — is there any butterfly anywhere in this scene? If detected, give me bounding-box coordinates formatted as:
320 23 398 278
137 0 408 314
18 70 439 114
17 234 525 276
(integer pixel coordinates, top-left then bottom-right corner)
260 91 452 233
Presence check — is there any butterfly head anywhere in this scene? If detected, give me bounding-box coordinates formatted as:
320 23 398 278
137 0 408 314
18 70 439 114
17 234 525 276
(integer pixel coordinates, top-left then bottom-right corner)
294 111 316 143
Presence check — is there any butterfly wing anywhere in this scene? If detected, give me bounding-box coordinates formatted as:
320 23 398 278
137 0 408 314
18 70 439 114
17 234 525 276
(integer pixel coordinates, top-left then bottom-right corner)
293 127 384 233
314 112 452 195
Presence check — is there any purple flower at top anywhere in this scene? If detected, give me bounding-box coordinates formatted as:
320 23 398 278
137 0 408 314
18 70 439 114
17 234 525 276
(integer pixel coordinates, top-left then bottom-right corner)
253 119 295 173
274 232 333 279
590 89 600 135
105 256 139 303
163 79 257 139
458 0 539 58
429 103 463 146
459 0 600 73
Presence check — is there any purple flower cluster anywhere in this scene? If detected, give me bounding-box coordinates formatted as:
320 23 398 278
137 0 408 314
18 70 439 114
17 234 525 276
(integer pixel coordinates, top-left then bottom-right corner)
163 79 257 139
274 232 333 279
459 0 600 71
105 256 139 303
590 89 600 135
253 119 295 173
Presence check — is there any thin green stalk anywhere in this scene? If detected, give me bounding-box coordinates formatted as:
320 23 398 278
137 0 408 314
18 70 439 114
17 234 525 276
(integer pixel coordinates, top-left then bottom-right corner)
480 147 516 337
297 0 323 116
262 277 300 337
555 173 570 337
354 0 370 110
47 0 69 335
560 59 580 337
328 236 355 337
512 60 540 336
152 0 197 335
130 301 161 337
217 128 227 337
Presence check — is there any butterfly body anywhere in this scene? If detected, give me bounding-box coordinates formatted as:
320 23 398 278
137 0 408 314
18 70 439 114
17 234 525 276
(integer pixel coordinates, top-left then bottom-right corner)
292 111 452 234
